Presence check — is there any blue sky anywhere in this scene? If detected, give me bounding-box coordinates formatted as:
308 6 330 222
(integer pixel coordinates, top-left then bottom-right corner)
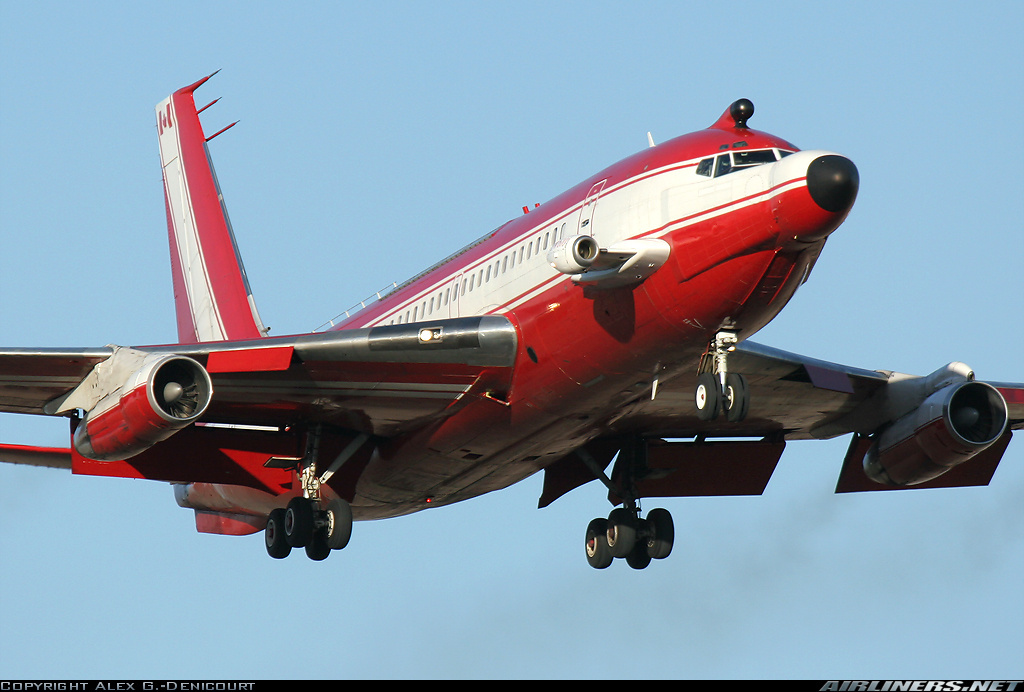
1 1 1021 680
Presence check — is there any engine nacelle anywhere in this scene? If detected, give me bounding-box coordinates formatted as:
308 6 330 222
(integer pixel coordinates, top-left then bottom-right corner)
73 355 213 461
547 234 599 275
864 380 1008 486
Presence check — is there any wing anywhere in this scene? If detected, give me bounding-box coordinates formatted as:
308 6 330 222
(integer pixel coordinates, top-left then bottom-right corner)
0 348 113 415
0 315 517 471
539 341 1022 507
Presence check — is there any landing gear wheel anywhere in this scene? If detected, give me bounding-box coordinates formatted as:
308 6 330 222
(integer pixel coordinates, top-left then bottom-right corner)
585 518 613 569
626 539 653 570
723 373 749 423
695 372 720 421
284 496 315 548
606 507 638 558
265 508 291 559
645 508 674 559
305 528 331 561
324 498 353 551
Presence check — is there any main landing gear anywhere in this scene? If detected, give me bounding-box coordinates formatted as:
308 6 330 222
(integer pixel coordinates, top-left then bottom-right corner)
264 425 360 561
577 437 675 570
265 496 353 561
695 330 749 423
585 504 674 570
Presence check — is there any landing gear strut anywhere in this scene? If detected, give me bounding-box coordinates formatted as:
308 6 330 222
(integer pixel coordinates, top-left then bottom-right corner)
695 330 749 423
264 426 359 561
578 437 675 570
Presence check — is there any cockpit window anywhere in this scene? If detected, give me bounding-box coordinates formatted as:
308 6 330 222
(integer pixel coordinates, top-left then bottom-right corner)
733 150 777 168
714 154 732 177
702 148 785 178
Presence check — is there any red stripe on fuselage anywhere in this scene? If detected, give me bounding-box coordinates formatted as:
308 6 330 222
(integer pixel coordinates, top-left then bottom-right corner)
336 127 801 332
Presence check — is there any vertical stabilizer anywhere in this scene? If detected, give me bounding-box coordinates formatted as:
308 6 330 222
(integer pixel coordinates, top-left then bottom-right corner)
156 74 268 344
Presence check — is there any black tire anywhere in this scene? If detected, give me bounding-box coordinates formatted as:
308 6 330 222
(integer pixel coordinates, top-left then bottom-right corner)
626 539 652 570
645 508 674 559
606 507 638 558
265 508 291 559
284 496 315 548
325 498 353 551
724 372 749 423
305 529 331 561
695 372 720 421
585 518 613 569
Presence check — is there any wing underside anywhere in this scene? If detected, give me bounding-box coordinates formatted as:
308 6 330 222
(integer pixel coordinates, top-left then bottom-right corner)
539 341 1023 506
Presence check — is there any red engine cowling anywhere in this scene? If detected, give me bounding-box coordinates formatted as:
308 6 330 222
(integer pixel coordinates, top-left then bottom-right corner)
864 380 1008 486
73 355 213 461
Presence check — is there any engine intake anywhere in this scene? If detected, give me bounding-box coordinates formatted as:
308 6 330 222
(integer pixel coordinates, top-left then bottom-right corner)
547 234 599 275
73 355 213 461
864 380 1008 486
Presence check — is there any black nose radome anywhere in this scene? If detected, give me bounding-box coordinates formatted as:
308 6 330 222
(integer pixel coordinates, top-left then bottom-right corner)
806 155 859 213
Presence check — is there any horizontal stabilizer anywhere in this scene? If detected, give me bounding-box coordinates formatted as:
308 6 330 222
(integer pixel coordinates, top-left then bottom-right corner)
0 443 72 469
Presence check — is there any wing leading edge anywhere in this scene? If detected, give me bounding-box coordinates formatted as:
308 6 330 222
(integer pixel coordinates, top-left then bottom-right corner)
0 316 518 473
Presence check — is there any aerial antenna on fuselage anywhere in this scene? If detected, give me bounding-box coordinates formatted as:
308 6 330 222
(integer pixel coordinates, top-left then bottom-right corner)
730 99 754 128
647 132 656 148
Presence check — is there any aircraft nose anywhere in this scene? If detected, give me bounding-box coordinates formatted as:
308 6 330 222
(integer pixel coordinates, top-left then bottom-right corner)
806 155 859 213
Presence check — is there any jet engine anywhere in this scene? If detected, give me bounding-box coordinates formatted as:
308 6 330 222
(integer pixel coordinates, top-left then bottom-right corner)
863 380 1008 486
547 234 600 275
72 354 213 461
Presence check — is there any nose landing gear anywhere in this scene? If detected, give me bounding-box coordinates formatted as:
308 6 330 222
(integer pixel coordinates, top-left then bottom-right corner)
696 330 749 423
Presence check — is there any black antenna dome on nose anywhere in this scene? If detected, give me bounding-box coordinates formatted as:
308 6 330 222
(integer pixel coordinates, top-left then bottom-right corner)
730 99 754 128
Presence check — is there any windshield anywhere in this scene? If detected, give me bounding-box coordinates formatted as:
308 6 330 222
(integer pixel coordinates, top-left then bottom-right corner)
696 148 791 178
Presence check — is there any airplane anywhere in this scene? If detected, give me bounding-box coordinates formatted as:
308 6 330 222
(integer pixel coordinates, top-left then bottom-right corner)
1 74 1021 568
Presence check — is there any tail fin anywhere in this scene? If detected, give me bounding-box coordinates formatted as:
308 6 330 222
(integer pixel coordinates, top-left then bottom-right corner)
156 74 268 344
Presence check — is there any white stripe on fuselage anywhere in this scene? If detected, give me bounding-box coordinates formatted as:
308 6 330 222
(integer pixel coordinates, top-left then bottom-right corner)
352 153 809 329
157 96 227 342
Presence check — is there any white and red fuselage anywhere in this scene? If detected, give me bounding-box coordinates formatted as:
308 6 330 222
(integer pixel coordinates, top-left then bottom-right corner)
306 105 859 517
66 87 861 526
